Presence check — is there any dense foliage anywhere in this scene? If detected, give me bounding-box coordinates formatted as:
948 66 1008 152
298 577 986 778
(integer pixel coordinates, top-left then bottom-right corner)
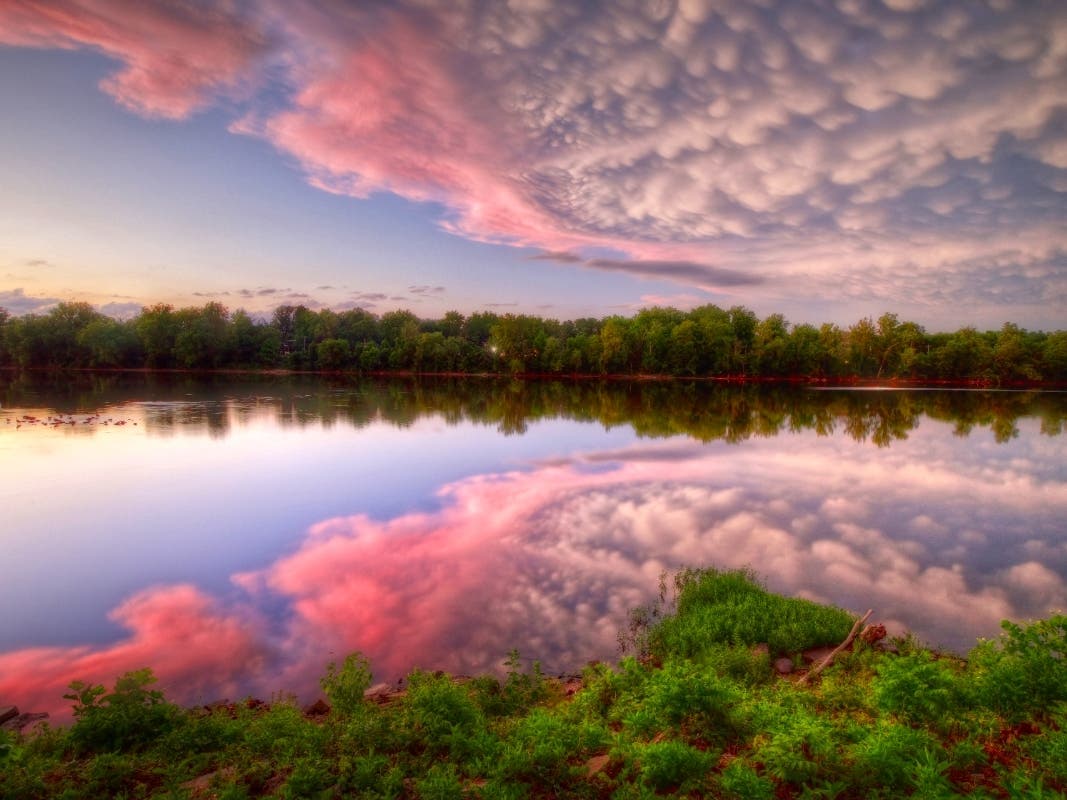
2 301 1065 383
3 569 1065 799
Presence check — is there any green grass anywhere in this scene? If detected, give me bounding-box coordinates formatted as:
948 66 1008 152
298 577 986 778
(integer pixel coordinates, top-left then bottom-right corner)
3 567 1065 799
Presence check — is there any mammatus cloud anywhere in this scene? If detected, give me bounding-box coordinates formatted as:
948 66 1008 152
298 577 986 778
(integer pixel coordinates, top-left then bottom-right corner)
1 426 1064 719
3 1 1067 316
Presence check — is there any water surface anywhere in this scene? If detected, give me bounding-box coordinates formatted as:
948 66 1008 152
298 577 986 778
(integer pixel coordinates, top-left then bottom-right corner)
2 373 1065 717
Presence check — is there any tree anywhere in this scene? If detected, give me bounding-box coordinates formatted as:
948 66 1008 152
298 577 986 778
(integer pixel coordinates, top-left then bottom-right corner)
316 338 351 370
135 304 178 368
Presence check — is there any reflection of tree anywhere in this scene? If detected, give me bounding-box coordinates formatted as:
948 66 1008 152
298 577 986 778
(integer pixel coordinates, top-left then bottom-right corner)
2 373 1064 447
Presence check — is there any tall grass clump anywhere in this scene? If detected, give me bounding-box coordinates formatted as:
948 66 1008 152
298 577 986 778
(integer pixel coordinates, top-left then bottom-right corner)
646 567 854 658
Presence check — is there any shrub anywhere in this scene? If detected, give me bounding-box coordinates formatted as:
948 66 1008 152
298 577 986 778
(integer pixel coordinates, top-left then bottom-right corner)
641 659 741 737
873 653 962 724
717 759 775 800
495 709 605 790
754 708 844 785
415 763 465 800
64 668 181 753
282 756 335 799
848 721 938 791
637 740 713 792
320 652 372 717
403 670 488 761
967 615 1067 717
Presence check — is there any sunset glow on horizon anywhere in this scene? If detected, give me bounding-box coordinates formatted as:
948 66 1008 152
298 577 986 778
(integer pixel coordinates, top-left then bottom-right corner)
1 0 1065 330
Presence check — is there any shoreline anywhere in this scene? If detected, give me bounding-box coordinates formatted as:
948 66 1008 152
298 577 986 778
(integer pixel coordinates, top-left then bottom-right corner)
2 365 1064 390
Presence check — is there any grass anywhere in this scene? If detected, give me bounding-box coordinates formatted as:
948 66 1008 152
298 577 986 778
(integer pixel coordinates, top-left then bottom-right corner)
2 567 1064 799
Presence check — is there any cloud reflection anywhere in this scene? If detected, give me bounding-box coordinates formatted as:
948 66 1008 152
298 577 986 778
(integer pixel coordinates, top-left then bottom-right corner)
2 426 1065 719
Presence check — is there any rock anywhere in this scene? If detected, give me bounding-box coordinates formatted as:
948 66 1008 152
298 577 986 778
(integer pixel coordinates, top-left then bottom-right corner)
774 657 794 675
0 706 18 725
181 767 236 795
752 643 770 657
303 699 330 716
1 712 49 732
586 754 611 777
364 682 394 700
876 640 900 655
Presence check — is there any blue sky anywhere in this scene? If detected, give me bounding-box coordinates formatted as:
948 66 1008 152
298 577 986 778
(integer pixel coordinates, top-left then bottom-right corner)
1 0 1065 330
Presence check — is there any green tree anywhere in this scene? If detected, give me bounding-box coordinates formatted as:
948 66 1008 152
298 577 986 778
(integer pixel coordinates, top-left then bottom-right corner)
135 304 178 368
316 337 351 370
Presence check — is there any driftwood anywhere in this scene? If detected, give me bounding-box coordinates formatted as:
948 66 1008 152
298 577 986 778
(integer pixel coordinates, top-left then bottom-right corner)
798 609 873 685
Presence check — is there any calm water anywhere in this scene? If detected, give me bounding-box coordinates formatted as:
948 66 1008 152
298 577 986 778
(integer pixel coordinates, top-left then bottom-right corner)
2 373 1066 717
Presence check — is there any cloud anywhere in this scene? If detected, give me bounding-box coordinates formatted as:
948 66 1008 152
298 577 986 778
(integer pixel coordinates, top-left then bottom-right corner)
1 425 1063 719
408 285 446 295
0 288 60 315
5 0 1067 318
97 301 142 320
0 0 271 119
529 251 583 263
0 585 271 718
24 258 52 268
586 259 762 288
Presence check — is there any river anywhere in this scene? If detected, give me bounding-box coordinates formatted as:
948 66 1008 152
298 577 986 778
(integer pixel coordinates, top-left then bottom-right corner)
1 372 1065 717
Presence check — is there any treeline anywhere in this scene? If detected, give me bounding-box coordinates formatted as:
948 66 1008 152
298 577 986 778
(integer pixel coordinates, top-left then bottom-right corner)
1 301 1065 383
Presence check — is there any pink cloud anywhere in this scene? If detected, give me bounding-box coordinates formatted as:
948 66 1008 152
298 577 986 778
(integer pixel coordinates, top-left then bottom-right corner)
0 0 268 118
231 9 584 255
0 585 270 720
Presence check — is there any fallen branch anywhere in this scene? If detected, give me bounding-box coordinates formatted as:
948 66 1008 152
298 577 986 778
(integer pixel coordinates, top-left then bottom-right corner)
798 609 873 685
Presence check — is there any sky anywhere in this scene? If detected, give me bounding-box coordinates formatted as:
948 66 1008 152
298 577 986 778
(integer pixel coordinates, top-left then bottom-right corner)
1 0 1065 330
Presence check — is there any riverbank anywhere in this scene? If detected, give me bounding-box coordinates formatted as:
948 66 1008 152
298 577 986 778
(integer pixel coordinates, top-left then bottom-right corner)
2 568 1064 799
3 364 1065 390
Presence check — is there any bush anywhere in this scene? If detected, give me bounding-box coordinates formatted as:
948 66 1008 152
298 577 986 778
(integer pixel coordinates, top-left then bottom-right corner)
848 721 938 791
873 653 962 724
64 668 181 753
416 763 465 800
637 740 713 792
717 759 775 800
967 615 1067 717
403 670 488 761
641 659 741 737
754 708 844 785
320 652 372 717
495 709 605 790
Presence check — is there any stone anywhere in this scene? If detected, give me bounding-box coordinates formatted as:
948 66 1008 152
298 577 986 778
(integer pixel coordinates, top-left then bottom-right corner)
586 754 611 777
774 657 794 675
752 643 770 657
0 706 18 725
1 712 48 732
304 699 330 716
